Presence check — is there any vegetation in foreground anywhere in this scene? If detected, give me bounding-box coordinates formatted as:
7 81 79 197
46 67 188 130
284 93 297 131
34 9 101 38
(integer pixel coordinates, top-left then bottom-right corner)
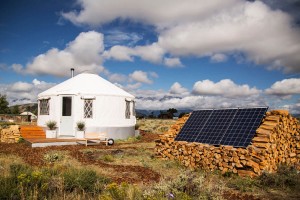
0 119 299 199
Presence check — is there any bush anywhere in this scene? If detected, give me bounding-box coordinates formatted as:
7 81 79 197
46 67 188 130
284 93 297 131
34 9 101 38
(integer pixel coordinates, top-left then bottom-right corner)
101 154 115 163
101 182 143 200
76 121 85 131
63 168 109 193
143 170 224 199
46 120 57 130
258 164 300 190
227 175 258 192
43 151 65 163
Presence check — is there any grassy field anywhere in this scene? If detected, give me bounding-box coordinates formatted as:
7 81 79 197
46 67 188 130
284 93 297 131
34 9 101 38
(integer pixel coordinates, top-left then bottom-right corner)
0 119 299 200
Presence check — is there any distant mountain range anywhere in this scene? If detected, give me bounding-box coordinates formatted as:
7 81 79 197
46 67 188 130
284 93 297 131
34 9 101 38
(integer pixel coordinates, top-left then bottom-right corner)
136 109 193 118
8 103 300 120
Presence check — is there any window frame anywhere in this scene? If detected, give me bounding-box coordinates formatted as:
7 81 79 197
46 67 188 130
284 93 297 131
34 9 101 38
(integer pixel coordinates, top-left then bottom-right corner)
39 99 50 115
125 100 131 119
84 99 94 119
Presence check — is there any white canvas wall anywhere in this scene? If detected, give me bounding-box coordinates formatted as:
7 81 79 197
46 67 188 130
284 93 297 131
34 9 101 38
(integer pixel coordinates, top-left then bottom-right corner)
37 94 136 139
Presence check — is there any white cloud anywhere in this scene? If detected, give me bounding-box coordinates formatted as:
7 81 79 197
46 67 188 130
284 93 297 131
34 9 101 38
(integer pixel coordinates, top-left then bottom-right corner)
158 1 300 72
149 72 159 78
105 30 143 47
1 79 55 105
12 31 105 77
210 53 228 63
9 82 33 92
104 43 165 64
265 78 300 98
108 73 127 83
192 79 261 98
169 82 188 94
163 57 183 67
282 101 300 114
129 70 153 84
135 94 266 110
62 0 237 28
63 0 300 73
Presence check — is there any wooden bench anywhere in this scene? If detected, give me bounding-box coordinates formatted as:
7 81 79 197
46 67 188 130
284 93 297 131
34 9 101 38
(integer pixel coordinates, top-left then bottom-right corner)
78 132 109 146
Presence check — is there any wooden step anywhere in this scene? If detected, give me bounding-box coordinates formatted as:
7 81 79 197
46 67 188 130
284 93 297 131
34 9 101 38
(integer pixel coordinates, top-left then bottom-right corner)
20 125 46 139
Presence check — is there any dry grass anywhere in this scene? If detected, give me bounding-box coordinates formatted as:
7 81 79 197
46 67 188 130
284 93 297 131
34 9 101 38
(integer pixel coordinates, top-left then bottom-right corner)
137 119 176 134
0 154 25 177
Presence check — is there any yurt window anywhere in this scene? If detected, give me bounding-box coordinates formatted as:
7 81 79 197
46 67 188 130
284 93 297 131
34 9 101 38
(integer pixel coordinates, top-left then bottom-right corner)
125 100 131 119
84 99 93 118
132 101 136 116
39 99 49 115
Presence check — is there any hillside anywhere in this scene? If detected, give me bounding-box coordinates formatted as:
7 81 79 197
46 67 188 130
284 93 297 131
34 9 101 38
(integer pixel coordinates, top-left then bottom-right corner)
9 103 38 115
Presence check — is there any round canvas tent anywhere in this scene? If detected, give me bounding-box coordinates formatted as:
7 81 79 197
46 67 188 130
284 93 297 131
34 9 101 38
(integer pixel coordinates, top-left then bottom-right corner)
37 73 136 139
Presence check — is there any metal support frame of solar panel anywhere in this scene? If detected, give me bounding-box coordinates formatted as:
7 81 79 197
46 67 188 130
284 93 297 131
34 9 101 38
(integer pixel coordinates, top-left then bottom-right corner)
175 107 268 147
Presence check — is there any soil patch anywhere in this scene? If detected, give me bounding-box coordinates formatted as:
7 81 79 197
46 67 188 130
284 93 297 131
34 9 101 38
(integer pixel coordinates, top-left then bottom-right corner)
0 140 160 184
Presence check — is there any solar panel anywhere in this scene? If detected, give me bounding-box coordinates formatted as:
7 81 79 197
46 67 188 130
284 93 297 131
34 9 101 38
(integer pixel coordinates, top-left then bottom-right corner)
175 107 268 147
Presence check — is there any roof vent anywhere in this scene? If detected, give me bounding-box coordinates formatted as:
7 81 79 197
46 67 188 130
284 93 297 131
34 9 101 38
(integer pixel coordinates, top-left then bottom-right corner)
71 68 74 78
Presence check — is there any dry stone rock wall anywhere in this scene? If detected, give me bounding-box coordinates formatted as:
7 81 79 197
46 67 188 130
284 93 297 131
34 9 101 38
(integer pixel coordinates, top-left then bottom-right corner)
0 125 21 143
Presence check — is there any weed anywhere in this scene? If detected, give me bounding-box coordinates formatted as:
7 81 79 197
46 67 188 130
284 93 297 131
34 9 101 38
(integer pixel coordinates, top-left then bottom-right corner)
227 175 258 192
101 182 143 200
101 154 115 162
258 164 300 190
17 136 25 143
44 151 65 163
63 167 109 193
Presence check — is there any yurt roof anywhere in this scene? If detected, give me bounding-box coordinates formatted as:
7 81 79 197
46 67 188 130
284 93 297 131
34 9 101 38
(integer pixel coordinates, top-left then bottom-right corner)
38 73 134 98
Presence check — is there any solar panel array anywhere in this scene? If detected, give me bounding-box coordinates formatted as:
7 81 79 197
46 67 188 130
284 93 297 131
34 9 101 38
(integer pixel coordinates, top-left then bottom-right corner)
175 107 268 147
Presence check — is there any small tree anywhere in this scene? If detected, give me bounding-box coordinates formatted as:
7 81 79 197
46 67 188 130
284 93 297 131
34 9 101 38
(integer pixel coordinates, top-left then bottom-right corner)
0 94 10 114
10 105 20 114
167 108 178 117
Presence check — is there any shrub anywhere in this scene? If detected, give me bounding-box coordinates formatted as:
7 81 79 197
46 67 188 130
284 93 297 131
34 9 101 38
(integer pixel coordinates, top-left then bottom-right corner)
76 121 85 131
258 164 300 190
102 182 143 200
63 168 109 193
227 175 258 192
43 151 65 163
46 120 57 130
101 155 115 163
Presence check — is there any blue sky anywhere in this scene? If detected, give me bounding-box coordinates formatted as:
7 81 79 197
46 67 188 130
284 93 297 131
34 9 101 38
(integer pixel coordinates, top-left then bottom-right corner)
0 0 300 113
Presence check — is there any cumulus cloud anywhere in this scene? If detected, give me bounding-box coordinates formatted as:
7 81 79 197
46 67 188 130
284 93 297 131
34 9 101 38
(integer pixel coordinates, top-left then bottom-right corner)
105 30 143 47
135 94 267 110
158 1 300 72
282 100 300 114
104 43 165 63
163 57 183 67
62 0 237 27
12 31 105 77
265 78 300 98
9 82 33 92
0 79 55 105
192 79 261 98
63 0 300 73
169 82 188 94
210 53 228 63
108 73 127 83
129 70 154 84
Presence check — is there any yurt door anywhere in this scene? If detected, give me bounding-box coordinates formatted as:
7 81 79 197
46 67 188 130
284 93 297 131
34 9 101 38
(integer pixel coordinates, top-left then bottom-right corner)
60 96 74 136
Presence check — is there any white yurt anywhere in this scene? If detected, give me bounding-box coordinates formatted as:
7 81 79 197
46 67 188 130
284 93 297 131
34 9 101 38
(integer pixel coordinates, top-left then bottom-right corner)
37 72 136 139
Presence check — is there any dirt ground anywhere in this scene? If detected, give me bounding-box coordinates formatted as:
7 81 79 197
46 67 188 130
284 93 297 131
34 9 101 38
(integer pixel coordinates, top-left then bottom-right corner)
0 131 161 184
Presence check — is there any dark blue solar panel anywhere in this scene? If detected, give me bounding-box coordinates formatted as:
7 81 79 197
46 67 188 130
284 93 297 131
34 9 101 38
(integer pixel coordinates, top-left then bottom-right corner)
175 110 212 142
175 107 268 147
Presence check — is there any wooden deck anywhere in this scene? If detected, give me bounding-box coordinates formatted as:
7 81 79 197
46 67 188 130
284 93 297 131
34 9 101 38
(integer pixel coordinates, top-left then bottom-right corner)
20 125 87 147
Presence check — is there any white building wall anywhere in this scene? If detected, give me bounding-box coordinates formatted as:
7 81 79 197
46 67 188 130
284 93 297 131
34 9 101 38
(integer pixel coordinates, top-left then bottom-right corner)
38 95 136 139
